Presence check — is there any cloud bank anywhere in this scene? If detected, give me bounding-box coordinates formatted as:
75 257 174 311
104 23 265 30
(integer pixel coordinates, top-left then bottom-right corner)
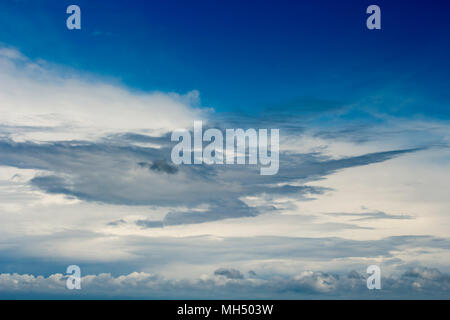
0 267 448 299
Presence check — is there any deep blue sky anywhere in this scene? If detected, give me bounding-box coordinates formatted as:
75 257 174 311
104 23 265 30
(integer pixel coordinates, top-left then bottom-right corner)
0 0 449 116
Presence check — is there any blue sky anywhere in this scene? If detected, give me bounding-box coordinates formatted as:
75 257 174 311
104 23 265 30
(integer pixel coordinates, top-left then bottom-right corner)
0 0 449 299
1 0 449 115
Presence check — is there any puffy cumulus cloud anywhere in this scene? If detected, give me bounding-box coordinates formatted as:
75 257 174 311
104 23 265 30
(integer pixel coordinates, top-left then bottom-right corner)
292 271 340 293
0 46 205 142
0 273 66 294
1 231 449 286
392 267 450 293
0 267 448 299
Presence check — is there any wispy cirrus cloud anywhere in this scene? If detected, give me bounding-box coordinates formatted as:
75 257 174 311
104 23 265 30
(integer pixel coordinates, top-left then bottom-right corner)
325 211 414 221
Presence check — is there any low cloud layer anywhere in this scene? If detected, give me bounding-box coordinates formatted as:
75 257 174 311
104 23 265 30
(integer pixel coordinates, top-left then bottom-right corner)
0 267 448 299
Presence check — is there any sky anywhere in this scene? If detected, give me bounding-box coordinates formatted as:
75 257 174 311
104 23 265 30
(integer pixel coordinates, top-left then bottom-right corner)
0 0 449 299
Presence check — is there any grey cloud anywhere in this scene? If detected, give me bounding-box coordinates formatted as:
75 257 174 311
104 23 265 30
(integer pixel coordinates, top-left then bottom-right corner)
138 160 178 174
119 235 450 268
347 270 365 280
107 219 126 227
0 267 448 299
5 232 447 270
107 132 173 147
136 220 164 228
0 138 423 225
1 230 449 298
162 200 264 227
135 201 262 228
214 268 244 279
326 211 414 221
30 175 74 196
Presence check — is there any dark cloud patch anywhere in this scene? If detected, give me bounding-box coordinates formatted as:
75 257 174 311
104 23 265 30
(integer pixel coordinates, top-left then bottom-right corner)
136 220 164 228
347 270 365 280
30 175 73 195
107 219 126 226
214 268 244 279
252 184 330 197
138 160 178 174
162 200 264 226
136 200 265 228
278 148 423 180
401 267 449 282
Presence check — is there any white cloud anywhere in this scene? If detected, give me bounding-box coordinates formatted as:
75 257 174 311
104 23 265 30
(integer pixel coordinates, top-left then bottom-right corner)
0 46 206 142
